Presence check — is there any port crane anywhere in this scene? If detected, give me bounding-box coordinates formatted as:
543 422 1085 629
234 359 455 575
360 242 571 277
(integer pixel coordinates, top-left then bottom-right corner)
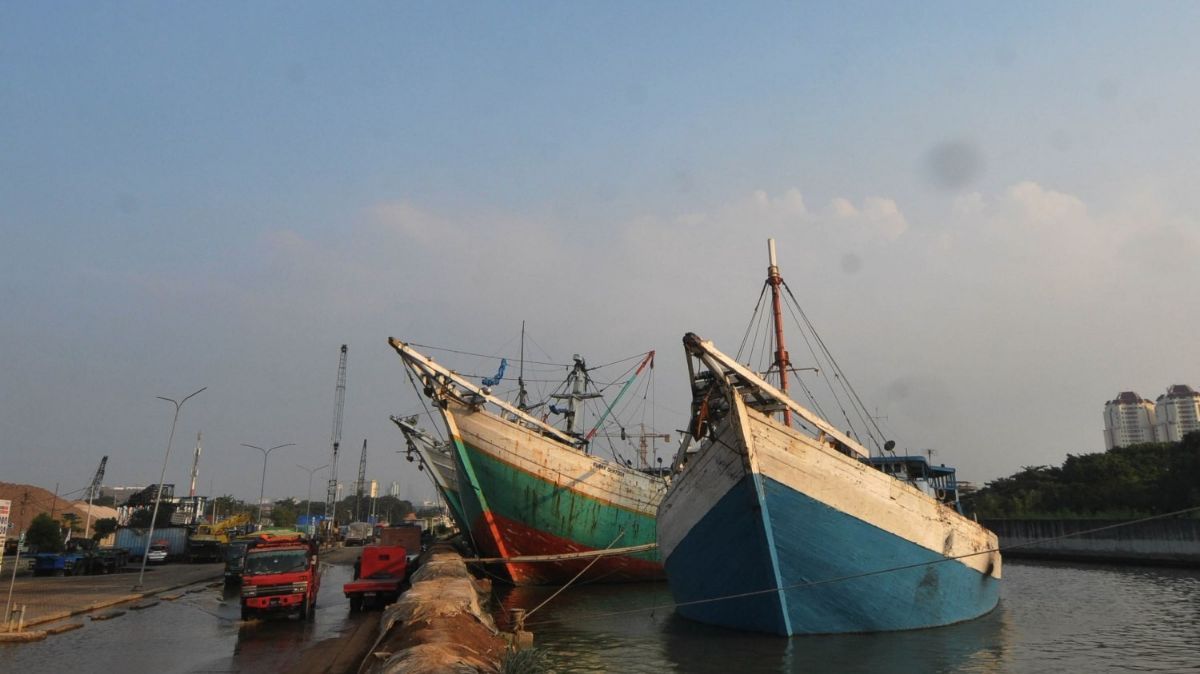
325 345 348 532
355 439 367 522
188 432 202 497
83 456 108 539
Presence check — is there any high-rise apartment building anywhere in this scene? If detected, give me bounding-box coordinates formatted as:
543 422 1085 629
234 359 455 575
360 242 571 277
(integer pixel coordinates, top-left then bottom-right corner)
1155 384 1200 442
1103 391 1157 449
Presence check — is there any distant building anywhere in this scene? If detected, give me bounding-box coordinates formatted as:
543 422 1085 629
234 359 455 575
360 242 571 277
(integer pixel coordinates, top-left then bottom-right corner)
388 481 401 498
1103 391 1157 449
1155 384 1200 442
99 485 151 506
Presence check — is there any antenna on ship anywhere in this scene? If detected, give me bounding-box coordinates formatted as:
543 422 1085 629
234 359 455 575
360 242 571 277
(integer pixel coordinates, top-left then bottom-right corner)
767 239 792 427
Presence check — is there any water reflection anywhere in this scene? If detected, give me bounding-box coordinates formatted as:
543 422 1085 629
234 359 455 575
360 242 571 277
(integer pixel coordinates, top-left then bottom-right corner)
496 561 1200 673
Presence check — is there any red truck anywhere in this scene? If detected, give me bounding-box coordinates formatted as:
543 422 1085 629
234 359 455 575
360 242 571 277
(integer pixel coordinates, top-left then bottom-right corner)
343 545 407 611
240 531 320 620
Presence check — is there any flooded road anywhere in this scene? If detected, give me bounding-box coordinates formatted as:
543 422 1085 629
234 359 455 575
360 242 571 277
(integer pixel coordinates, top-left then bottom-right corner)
2 557 370 673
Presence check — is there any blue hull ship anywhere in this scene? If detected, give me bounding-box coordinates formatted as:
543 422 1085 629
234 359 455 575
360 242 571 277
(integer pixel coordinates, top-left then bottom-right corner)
658 242 1000 636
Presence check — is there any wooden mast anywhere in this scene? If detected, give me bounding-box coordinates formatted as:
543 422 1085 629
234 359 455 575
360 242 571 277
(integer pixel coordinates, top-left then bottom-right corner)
767 239 791 426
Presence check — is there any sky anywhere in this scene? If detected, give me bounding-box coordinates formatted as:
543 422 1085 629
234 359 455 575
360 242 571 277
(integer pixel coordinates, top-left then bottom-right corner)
3 2 1199 505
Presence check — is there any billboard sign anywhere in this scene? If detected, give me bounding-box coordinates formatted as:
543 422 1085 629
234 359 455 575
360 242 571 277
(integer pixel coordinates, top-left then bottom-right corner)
0 498 10 574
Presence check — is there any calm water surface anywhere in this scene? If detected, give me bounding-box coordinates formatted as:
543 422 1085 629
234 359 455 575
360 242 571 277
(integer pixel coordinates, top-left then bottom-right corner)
497 561 1200 673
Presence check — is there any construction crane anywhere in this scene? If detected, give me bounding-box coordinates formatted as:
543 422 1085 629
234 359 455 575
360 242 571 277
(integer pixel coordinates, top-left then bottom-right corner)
592 425 671 470
188 431 202 498
355 439 367 522
83 456 108 539
325 345 348 532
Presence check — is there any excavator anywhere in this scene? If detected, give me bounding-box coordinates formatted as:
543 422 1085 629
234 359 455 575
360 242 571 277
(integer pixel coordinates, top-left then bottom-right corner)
187 513 251 563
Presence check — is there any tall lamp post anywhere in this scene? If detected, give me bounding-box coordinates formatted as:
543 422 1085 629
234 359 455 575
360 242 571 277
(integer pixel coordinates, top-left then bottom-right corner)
242 442 295 525
297 464 328 534
136 386 206 590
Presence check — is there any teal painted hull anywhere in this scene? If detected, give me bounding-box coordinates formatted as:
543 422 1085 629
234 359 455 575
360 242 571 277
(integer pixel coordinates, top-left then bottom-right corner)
448 409 664 585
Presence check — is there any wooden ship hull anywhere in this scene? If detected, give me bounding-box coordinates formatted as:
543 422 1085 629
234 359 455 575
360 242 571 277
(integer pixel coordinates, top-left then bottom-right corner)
658 375 1001 635
390 339 666 586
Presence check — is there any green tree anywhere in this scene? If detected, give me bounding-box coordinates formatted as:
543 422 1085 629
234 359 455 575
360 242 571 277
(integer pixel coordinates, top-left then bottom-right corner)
26 513 64 552
92 517 118 542
128 502 178 528
971 434 1200 519
270 500 298 529
61 512 81 533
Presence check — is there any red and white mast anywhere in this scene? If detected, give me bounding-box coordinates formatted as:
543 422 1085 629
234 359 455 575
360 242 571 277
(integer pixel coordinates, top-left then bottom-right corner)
767 239 791 426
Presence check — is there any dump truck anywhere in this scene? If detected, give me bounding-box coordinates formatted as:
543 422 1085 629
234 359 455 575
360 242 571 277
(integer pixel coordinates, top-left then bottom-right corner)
239 530 320 620
343 545 407 611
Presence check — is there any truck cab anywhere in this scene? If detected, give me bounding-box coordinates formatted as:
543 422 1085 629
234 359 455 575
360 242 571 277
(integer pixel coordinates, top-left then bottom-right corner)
239 532 320 620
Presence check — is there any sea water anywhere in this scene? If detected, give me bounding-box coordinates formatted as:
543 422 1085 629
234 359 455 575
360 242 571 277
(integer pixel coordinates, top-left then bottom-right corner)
496 560 1199 673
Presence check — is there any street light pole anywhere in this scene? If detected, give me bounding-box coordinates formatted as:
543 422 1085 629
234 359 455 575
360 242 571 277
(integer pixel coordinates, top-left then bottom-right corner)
242 443 296 525
136 386 206 590
297 464 328 533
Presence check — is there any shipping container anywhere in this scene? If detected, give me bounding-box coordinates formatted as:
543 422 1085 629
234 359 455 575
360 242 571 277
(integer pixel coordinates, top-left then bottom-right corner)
114 526 189 560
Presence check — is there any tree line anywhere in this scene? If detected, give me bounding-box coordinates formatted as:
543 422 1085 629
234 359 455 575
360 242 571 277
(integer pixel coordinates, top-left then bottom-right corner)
969 431 1200 519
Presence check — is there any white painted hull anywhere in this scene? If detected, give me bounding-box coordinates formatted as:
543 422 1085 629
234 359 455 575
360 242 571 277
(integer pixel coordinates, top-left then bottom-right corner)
659 394 1001 634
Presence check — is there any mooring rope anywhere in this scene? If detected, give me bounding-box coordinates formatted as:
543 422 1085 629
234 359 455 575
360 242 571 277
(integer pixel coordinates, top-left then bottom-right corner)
520 504 1200 628
522 530 626 620
464 542 656 565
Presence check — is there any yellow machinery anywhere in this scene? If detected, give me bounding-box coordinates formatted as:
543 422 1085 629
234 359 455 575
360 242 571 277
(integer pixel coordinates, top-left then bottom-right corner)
188 513 251 562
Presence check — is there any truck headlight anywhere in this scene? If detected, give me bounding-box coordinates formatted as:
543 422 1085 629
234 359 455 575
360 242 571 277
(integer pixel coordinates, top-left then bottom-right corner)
241 586 258 597
291 581 308 593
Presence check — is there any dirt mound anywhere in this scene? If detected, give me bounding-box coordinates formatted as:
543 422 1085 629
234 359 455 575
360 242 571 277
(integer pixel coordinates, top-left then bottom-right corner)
0 482 111 533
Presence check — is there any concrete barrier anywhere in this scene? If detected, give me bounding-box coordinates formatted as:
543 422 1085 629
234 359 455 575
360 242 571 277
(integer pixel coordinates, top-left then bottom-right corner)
983 518 1200 566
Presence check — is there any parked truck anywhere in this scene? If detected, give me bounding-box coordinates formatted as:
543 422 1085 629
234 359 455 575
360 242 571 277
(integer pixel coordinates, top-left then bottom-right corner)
343 522 374 546
239 530 320 620
343 545 407 611
32 540 130 576
378 525 424 567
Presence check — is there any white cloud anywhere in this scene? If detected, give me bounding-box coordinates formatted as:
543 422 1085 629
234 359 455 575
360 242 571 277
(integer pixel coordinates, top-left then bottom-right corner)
829 197 858 218
826 195 909 241
1005 181 1087 226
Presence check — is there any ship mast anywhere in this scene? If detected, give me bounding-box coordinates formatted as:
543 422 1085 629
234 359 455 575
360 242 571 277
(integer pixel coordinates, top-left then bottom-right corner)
517 320 529 410
767 239 791 426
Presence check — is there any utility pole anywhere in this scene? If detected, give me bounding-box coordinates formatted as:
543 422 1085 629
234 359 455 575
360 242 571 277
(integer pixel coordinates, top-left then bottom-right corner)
325 345 348 533
136 386 205 591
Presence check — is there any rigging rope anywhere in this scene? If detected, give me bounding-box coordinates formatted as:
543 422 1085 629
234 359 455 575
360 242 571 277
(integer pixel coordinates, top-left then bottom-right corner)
408 342 569 368
783 282 888 452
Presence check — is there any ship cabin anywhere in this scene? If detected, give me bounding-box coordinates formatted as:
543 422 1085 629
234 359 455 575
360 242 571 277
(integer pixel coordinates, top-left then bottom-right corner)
867 455 962 513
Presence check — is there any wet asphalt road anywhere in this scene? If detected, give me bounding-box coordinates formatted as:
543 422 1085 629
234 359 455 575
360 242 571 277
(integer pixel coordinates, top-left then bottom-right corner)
1 554 371 674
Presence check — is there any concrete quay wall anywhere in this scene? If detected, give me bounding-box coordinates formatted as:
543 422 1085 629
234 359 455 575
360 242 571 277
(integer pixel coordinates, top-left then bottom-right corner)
983 518 1200 566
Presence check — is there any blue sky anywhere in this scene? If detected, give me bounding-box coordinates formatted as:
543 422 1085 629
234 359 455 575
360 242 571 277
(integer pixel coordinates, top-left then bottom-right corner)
3 3 1199 504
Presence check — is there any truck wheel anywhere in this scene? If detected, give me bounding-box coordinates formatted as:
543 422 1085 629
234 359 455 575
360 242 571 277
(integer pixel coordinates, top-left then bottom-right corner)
241 607 252 620
349 596 363 612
